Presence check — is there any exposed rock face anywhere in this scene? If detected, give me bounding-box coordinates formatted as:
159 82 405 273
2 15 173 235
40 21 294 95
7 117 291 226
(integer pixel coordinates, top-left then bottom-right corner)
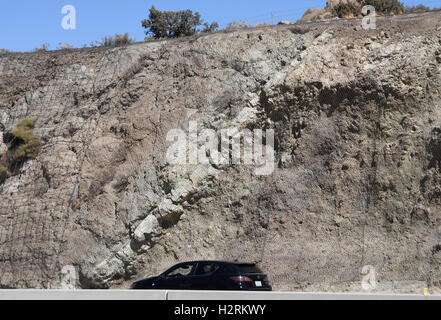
0 12 441 292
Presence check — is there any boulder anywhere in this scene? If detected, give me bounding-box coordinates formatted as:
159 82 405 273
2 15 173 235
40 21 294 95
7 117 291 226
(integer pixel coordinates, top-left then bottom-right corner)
133 215 159 242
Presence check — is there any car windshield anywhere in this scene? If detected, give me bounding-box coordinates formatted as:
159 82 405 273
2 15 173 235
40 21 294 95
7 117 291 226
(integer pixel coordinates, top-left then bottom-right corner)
234 264 262 274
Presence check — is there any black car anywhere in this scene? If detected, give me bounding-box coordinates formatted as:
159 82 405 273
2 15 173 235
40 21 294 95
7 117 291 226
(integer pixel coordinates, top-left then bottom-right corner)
129 261 272 291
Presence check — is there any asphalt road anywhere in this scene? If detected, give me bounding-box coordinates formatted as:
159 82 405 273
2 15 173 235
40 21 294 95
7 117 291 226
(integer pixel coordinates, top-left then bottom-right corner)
0 290 440 300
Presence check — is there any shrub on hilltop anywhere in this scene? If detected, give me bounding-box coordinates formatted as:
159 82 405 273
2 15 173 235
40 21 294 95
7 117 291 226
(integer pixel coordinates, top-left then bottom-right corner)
142 6 218 39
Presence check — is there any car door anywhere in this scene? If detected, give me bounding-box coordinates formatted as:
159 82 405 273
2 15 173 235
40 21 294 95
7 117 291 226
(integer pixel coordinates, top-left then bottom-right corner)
187 262 220 290
160 262 196 289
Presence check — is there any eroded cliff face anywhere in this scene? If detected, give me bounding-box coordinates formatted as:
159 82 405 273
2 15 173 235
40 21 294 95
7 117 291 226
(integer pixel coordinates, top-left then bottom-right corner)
0 12 441 292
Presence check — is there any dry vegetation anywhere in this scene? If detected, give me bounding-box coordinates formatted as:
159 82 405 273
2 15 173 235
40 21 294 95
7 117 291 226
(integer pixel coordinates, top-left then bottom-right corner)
331 0 406 18
100 33 135 47
0 118 40 183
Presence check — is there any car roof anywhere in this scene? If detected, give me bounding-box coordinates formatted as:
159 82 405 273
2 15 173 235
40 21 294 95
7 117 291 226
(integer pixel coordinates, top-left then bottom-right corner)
177 260 256 265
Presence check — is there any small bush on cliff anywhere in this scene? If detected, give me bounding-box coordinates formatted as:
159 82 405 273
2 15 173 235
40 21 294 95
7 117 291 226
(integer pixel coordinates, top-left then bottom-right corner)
226 20 252 30
56 43 74 50
34 43 50 52
100 33 135 47
332 1 363 18
0 118 40 184
201 22 220 33
10 118 41 162
363 0 404 14
141 6 218 39
0 164 6 183
331 0 404 18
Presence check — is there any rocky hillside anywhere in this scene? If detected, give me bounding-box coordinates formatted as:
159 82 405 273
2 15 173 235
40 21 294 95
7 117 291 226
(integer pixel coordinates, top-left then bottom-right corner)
0 11 441 292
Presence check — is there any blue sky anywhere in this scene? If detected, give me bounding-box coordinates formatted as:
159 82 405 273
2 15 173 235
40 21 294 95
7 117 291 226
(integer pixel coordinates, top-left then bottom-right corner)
0 0 440 52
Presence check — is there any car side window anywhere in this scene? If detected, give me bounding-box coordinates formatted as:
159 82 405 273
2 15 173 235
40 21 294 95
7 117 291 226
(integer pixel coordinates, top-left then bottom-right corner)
165 264 194 278
219 264 238 274
195 263 219 275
